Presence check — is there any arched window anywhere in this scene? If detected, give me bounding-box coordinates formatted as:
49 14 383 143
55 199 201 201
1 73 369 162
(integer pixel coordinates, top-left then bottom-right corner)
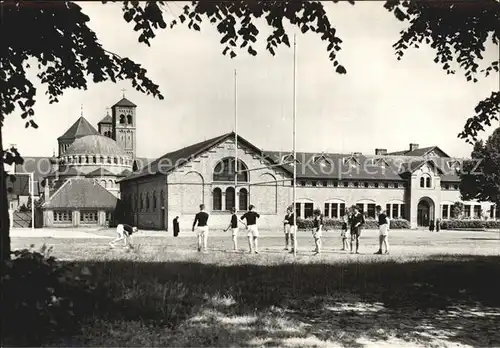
108 179 113 188
420 177 425 188
153 191 157 211
140 193 144 211
127 115 133 124
146 192 150 211
213 157 249 182
239 188 248 211
119 114 126 124
213 188 222 211
225 187 235 211
426 177 431 188
101 180 107 188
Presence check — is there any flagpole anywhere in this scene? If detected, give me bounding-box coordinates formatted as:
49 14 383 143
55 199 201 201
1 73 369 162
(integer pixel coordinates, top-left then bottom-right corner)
234 69 238 209
293 34 297 257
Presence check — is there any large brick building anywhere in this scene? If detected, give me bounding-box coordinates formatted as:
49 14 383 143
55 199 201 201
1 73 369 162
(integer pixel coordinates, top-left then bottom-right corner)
119 132 497 231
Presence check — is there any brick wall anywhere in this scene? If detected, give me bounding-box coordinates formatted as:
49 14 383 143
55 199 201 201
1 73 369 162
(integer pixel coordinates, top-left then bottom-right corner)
120 137 495 231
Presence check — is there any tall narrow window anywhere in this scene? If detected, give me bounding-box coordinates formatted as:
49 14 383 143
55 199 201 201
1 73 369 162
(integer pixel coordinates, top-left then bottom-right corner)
426 177 431 188
367 204 376 218
420 177 425 188
339 203 346 217
225 187 235 211
400 204 406 219
442 205 449 219
295 203 302 219
332 203 339 218
119 114 126 124
304 203 314 218
127 115 133 124
239 188 248 211
212 188 222 211
392 205 398 219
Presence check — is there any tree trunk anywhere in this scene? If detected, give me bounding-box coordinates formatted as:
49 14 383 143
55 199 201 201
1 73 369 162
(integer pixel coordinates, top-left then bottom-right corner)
0 123 11 260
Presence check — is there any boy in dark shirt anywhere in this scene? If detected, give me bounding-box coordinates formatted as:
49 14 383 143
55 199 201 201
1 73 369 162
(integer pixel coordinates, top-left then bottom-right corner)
241 205 260 254
312 209 323 255
192 204 210 252
224 207 244 251
287 209 297 254
283 206 292 250
109 223 138 249
375 205 390 254
350 206 365 254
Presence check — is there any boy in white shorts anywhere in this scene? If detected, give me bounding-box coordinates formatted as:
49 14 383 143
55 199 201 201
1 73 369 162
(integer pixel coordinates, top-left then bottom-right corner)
341 214 350 251
241 205 260 254
312 209 323 255
283 207 292 250
224 207 244 251
192 204 210 252
375 205 390 254
110 223 138 249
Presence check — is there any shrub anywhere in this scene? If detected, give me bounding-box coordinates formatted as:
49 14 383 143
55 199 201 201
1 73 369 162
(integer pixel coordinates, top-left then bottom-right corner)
1 244 106 346
439 219 500 230
297 218 410 230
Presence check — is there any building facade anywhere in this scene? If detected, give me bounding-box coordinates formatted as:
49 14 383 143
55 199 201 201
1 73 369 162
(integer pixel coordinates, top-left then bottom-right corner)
119 132 497 231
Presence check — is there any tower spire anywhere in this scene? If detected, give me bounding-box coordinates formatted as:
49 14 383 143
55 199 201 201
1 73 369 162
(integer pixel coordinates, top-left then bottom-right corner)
80 104 83 117
106 107 110 115
121 88 126 98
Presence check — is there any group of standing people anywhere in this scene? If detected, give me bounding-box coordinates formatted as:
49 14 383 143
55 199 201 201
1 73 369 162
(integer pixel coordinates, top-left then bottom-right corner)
108 203 393 255
428 218 441 232
192 203 261 254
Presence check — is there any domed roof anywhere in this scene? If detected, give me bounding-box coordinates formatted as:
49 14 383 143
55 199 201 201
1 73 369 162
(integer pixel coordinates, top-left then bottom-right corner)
64 135 128 157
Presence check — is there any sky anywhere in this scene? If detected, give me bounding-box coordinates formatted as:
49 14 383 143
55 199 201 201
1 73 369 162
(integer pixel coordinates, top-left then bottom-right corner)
3 1 499 159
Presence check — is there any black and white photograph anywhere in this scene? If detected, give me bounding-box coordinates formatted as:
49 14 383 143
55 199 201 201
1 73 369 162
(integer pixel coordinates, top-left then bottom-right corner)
1 1 499 347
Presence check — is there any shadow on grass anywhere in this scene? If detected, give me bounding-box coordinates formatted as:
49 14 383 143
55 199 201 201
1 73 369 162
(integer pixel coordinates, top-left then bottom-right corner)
58 254 500 347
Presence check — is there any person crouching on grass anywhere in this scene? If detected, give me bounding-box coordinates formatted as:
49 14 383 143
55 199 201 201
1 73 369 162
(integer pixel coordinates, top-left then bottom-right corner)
375 205 390 254
241 205 260 254
192 204 210 253
109 223 138 249
312 209 323 255
224 207 245 252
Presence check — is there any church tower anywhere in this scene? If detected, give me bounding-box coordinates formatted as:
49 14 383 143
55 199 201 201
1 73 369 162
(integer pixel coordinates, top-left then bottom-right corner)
111 93 137 160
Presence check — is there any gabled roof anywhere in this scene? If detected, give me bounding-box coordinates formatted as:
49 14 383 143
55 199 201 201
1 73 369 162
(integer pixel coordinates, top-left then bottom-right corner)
387 146 450 157
112 97 137 108
42 178 117 209
98 114 112 124
57 116 99 141
120 132 287 182
263 151 404 180
398 159 445 175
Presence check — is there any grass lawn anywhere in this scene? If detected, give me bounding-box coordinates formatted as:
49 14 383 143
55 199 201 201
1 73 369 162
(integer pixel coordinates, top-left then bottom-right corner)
10 230 500 347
